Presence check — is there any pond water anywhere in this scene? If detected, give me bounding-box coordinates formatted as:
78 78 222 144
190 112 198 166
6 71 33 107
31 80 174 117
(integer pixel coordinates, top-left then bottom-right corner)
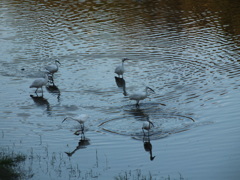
1 0 240 179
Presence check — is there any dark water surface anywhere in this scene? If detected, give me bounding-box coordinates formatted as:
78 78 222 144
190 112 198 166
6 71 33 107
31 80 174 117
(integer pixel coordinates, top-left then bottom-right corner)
1 0 240 179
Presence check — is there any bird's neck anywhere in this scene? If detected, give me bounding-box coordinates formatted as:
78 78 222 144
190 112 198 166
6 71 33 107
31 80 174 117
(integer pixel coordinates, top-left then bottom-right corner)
148 121 153 128
55 61 59 68
145 87 149 96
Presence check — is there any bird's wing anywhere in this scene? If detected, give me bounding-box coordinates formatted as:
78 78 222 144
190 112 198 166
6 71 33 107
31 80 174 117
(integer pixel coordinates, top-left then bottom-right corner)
45 65 57 72
77 114 89 121
115 65 123 73
30 78 45 87
114 66 120 72
129 93 146 100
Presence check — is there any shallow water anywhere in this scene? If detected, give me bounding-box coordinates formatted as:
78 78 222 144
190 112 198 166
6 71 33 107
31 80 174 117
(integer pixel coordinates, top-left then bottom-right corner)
1 0 240 179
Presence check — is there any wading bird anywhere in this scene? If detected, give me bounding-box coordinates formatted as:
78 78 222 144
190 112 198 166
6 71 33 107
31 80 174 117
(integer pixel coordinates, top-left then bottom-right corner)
62 114 89 135
29 72 49 95
45 60 61 82
114 58 129 77
128 86 155 107
142 120 154 136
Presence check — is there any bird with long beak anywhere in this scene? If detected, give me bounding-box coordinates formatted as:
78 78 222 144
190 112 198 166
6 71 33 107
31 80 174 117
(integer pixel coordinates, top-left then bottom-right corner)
45 60 61 82
142 120 154 136
114 58 129 78
30 72 49 95
62 114 89 135
128 86 155 107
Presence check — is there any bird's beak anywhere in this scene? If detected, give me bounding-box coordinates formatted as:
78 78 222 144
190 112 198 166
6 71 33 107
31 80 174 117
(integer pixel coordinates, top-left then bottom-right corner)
149 121 154 127
62 118 67 123
74 130 81 136
123 58 130 62
56 60 61 65
147 87 155 93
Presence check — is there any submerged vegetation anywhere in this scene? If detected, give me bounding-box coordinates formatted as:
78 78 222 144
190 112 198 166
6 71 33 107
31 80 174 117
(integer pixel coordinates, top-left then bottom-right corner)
114 170 185 180
0 150 26 180
0 146 185 180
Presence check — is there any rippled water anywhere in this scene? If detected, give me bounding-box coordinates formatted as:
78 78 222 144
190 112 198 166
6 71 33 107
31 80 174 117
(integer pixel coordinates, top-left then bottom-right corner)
1 0 240 179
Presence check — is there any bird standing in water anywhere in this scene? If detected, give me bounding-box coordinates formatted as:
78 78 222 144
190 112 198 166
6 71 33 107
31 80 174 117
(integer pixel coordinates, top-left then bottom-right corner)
62 114 89 135
45 60 61 82
128 86 155 107
30 72 49 95
142 120 154 136
114 58 129 78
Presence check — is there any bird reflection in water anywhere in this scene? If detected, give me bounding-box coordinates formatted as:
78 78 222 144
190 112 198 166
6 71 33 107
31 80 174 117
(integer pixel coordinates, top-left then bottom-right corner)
46 84 61 102
127 107 149 122
65 136 90 157
142 118 155 161
63 114 90 157
30 95 51 115
143 133 155 161
65 129 90 157
115 76 127 96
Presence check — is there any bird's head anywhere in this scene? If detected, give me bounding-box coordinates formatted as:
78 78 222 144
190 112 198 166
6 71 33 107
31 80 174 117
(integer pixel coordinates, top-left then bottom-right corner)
74 130 82 136
146 86 155 93
55 60 61 65
122 58 129 62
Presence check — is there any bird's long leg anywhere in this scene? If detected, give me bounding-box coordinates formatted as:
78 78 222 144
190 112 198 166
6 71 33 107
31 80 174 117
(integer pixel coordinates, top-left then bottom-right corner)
80 124 85 140
142 128 146 136
136 101 140 108
48 74 54 84
35 88 38 94
146 132 150 141
41 87 44 96
81 131 85 140
51 74 54 84
81 124 85 133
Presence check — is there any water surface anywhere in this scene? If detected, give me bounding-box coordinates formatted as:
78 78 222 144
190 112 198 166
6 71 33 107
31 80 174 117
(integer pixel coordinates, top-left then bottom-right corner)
0 0 240 179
